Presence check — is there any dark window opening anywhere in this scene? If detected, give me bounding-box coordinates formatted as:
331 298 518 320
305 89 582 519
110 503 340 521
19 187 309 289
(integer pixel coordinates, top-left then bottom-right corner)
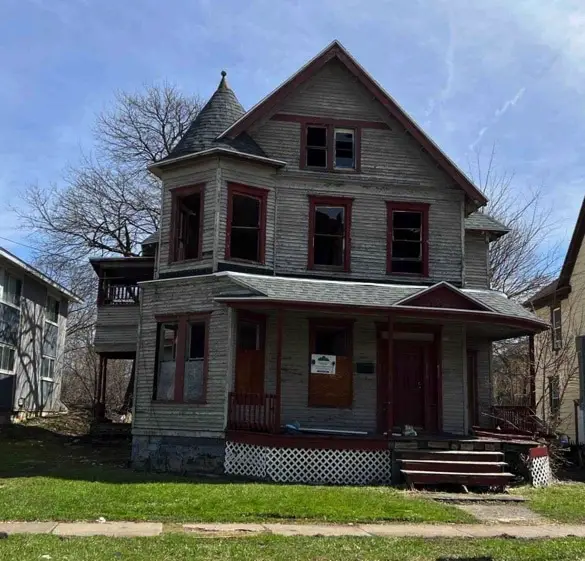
390 210 424 274
313 206 346 267
314 326 349 356
185 321 206 402
229 193 262 262
188 322 205 360
174 191 201 261
46 296 59 324
549 375 560 416
238 321 260 351
334 128 355 169
306 126 327 168
552 307 562 350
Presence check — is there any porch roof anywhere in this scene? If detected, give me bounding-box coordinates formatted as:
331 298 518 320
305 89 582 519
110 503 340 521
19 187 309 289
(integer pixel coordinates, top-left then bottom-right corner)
216 273 548 333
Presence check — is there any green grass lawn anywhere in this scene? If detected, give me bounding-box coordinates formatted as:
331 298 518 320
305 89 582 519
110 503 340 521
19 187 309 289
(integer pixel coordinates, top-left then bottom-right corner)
0 424 471 524
2 535 585 561
516 483 585 523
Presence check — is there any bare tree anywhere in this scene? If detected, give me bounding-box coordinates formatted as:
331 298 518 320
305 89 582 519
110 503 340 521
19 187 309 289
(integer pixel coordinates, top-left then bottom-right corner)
469 145 559 300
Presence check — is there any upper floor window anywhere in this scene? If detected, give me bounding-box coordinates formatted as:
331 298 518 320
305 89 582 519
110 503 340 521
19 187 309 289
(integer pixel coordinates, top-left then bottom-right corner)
0 343 16 374
308 196 352 272
304 125 358 171
46 295 59 324
387 202 429 276
226 183 267 264
551 306 562 350
0 269 21 308
170 184 203 263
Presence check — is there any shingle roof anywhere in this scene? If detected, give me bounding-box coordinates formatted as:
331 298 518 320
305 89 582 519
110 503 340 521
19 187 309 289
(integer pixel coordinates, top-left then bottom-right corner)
218 272 545 325
165 72 266 161
523 279 559 307
465 213 510 236
141 232 159 245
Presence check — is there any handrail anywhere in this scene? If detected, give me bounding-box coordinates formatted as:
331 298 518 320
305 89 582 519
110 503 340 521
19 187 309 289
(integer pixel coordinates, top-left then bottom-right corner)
227 392 279 433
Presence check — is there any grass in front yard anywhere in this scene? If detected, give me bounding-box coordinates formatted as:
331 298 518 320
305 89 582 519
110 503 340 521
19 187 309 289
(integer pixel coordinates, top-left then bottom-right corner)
515 483 585 523
2 535 585 561
0 424 471 524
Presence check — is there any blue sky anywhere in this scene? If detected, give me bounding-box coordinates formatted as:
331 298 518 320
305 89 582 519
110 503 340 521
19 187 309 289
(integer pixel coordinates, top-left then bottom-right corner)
1 0 584 263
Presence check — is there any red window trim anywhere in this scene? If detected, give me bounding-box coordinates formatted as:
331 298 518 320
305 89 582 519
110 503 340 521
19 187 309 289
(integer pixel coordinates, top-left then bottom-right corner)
225 182 268 265
153 312 210 404
308 318 354 409
300 121 362 172
168 183 205 264
386 201 430 277
308 195 353 272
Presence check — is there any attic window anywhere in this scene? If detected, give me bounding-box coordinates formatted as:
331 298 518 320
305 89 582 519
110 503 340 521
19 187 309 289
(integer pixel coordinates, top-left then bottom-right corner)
334 129 355 169
306 126 327 168
387 202 429 276
226 183 268 264
303 124 358 171
170 184 203 263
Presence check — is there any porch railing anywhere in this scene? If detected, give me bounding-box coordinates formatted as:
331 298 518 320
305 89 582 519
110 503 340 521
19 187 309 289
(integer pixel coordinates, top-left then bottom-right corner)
491 405 541 434
98 280 140 306
227 392 279 433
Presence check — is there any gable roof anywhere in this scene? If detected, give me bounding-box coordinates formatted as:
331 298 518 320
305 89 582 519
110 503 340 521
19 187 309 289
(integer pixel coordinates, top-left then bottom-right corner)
162 72 267 162
0 246 82 303
558 196 585 289
218 40 488 209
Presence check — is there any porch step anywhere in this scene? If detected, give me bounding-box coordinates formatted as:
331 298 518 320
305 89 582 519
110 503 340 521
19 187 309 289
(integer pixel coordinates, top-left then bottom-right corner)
396 450 504 463
398 459 508 474
401 469 515 488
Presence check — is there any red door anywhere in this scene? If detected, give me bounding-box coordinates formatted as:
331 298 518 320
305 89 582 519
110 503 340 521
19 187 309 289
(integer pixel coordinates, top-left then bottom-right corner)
393 342 427 429
235 315 265 397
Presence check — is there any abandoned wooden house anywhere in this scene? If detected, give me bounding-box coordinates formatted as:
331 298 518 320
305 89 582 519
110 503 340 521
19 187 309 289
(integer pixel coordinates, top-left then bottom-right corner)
91 41 548 487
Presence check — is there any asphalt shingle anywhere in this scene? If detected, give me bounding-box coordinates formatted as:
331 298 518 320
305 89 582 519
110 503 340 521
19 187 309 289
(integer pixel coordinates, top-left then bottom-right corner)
465 213 509 235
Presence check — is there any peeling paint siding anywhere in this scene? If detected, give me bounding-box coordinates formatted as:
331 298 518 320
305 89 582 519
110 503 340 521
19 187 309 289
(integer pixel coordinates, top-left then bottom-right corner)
94 305 139 353
132 276 234 437
157 162 218 277
465 233 489 288
274 181 463 284
442 324 465 434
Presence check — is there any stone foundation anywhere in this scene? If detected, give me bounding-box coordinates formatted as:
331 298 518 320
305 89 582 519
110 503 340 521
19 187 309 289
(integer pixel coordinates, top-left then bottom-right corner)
131 435 225 475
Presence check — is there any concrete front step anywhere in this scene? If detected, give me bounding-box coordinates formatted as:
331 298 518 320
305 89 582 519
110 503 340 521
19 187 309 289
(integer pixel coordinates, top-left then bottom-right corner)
401 469 515 488
397 450 504 462
398 459 508 473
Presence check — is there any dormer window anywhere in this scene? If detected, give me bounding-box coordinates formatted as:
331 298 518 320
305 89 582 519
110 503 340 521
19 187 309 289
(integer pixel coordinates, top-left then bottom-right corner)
303 124 358 171
170 184 204 263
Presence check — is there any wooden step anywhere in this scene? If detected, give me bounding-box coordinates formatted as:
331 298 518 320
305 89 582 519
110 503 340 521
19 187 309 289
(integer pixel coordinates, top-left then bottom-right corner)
396 450 504 462
401 469 515 487
398 459 508 473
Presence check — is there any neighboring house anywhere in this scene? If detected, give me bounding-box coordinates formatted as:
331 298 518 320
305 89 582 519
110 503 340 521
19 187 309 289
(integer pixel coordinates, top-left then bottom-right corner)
0 247 81 419
525 196 585 444
92 41 547 486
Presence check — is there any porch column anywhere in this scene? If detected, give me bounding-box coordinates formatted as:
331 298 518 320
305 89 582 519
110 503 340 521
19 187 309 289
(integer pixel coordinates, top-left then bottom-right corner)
386 314 394 433
528 334 536 408
275 309 283 432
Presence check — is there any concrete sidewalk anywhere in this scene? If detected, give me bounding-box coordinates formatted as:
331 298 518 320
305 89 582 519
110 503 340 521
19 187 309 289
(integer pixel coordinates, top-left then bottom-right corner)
2 521 585 538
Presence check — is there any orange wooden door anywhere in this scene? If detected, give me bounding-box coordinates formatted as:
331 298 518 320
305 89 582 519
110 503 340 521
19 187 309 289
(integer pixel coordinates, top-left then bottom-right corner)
235 316 265 396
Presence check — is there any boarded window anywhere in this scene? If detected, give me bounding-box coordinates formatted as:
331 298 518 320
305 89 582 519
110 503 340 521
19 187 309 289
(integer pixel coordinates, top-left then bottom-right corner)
306 126 327 168
334 128 355 169
171 187 202 262
308 323 353 408
0 343 15 373
387 203 429 276
551 307 562 350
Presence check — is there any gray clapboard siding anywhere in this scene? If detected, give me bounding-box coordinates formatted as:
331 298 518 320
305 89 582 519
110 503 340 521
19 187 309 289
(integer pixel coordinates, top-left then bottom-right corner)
465 232 489 289
442 324 466 434
468 337 492 428
132 275 234 437
94 305 140 354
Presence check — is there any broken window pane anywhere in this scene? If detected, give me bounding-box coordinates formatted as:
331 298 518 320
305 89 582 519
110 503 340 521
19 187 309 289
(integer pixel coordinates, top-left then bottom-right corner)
314 326 349 356
230 194 261 261
314 206 345 267
188 322 205 360
307 126 327 168
156 323 178 400
176 192 201 261
334 129 354 169
391 210 423 274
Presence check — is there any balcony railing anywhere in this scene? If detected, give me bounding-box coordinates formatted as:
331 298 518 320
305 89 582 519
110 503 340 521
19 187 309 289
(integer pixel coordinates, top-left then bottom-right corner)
491 405 542 434
227 392 279 433
98 280 140 306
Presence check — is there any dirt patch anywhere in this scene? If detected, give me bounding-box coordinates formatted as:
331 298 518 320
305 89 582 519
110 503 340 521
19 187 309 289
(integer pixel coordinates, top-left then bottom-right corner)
455 502 544 524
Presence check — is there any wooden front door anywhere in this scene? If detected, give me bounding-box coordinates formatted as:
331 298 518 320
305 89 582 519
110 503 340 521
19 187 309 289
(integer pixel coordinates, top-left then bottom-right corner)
393 342 428 429
234 314 265 396
467 350 479 429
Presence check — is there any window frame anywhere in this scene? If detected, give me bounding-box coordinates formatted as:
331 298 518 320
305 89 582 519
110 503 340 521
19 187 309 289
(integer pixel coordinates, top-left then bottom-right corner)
41 356 55 381
225 182 268 265
308 195 353 272
45 294 60 326
0 343 16 375
168 183 205 264
308 318 354 409
386 201 430 277
301 122 361 172
0 268 22 309
153 313 210 404
551 306 562 351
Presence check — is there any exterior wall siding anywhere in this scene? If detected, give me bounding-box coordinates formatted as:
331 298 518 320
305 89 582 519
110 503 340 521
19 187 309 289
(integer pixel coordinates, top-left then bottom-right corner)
467 337 492 428
94 305 140 354
465 232 489 288
441 323 466 434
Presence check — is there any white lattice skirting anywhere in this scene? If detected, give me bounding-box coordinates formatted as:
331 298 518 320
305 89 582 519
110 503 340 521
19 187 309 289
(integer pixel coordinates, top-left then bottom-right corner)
224 441 392 485
529 447 553 487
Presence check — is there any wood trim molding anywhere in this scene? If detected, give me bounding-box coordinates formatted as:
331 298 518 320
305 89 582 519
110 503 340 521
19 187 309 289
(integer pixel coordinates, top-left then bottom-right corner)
272 113 389 129
225 182 269 265
308 195 353 272
386 201 430 277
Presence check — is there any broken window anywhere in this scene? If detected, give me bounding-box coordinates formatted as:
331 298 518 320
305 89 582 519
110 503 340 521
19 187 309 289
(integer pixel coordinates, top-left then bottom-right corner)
171 187 202 262
184 321 206 402
306 126 327 168
387 203 429 275
227 184 267 263
156 323 179 400
334 128 355 169
314 325 350 356
310 197 352 270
